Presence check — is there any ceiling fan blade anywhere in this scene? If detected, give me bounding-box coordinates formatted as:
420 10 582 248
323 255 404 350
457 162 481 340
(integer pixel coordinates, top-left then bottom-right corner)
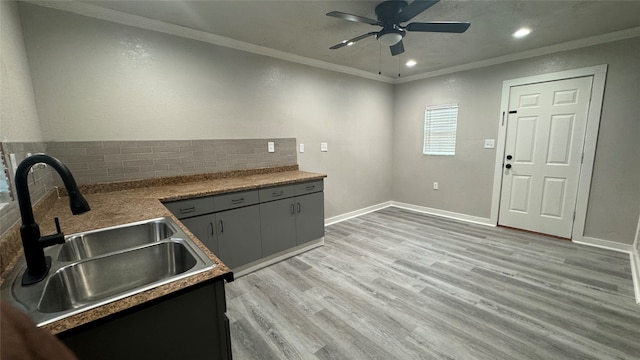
397 0 440 23
329 32 378 49
406 21 471 33
326 11 381 26
390 40 405 56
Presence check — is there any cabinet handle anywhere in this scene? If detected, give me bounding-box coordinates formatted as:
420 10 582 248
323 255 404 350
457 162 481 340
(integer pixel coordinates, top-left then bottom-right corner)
231 197 244 204
297 202 301 213
219 219 224 233
180 206 195 214
209 222 214 236
290 203 295 215
273 191 284 197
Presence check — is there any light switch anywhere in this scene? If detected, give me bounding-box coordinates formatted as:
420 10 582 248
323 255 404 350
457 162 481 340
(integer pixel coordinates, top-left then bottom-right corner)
320 142 328 152
299 144 305 153
484 139 495 149
268 142 275 153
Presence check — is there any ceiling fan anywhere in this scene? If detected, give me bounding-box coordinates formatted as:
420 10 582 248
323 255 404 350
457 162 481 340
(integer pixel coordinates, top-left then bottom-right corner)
327 0 470 56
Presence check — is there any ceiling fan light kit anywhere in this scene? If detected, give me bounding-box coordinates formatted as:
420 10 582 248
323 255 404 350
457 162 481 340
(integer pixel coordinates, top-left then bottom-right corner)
327 0 470 56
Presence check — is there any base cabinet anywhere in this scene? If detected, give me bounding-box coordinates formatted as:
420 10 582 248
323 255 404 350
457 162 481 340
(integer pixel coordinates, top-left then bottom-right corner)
59 281 231 360
166 180 324 270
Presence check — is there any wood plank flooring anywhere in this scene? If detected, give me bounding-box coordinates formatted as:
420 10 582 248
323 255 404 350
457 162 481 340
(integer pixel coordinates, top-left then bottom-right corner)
226 207 640 360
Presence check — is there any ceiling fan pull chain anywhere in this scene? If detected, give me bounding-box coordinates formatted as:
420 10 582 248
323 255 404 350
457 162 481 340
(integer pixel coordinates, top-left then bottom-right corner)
378 43 382 75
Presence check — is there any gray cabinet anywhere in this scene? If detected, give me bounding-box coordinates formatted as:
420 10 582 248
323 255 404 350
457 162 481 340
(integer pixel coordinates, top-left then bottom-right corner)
216 205 261 269
260 199 297 257
164 179 324 270
259 180 325 257
295 191 325 245
167 190 261 270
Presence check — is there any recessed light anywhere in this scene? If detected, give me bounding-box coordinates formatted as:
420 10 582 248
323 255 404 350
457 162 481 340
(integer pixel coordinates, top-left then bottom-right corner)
513 28 531 38
347 41 355 46
406 59 417 67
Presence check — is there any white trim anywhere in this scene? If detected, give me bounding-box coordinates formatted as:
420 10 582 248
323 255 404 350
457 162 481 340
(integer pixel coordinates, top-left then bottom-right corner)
630 250 640 304
396 27 640 84
24 1 640 85
390 201 495 227
490 65 608 242
24 0 393 84
233 238 324 278
572 237 633 254
325 201 392 226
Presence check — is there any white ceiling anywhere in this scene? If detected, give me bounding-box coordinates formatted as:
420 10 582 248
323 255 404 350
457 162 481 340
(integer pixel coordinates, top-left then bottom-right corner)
51 1 640 80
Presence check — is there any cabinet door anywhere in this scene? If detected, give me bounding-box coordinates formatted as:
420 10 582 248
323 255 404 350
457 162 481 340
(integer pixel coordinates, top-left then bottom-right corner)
295 192 325 245
260 199 296 257
180 215 218 255
216 206 261 269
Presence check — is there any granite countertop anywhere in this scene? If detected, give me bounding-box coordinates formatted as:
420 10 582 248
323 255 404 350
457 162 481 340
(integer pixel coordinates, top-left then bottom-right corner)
1 166 326 334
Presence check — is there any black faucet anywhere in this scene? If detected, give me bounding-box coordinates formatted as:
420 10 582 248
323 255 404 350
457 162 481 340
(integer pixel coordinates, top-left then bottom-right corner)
15 154 91 285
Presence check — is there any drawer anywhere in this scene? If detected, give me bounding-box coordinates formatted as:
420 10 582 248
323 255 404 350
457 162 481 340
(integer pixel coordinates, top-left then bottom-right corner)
214 190 259 212
259 184 295 202
294 180 323 195
164 196 215 219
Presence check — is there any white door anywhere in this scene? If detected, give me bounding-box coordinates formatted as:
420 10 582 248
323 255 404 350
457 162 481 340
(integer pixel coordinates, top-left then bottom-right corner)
498 76 593 238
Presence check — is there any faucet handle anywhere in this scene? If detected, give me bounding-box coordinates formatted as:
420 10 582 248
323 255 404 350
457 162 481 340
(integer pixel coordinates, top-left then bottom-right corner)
39 217 66 248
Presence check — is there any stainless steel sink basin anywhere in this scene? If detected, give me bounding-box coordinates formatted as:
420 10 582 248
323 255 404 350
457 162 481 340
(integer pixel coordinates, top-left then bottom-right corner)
39 242 197 313
1 217 216 327
57 219 175 261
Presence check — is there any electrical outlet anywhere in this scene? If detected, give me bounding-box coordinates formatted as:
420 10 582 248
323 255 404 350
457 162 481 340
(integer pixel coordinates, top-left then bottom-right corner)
484 139 495 149
299 143 305 153
320 142 328 152
433 182 439 190
268 142 275 153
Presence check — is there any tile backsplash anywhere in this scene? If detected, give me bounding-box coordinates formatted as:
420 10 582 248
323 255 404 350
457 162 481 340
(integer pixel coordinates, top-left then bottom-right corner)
0 138 296 238
46 138 297 185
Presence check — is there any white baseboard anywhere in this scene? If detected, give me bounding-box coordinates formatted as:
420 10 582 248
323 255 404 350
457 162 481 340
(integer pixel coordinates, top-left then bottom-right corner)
631 249 640 305
232 238 324 278
325 201 392 226
572 236 633 254
390 201 495 227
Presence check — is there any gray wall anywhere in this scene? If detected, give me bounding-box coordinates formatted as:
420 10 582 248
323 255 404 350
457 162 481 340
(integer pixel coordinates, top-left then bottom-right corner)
393 37 640 245
0 1 53 236
17 3 395 220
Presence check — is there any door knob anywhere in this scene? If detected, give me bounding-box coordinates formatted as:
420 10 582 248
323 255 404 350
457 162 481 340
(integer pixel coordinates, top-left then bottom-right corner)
505 164 512 169
506 155 513 160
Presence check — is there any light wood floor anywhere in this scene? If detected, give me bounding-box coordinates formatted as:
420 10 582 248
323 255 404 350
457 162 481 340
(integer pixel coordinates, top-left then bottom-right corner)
226 207 640 360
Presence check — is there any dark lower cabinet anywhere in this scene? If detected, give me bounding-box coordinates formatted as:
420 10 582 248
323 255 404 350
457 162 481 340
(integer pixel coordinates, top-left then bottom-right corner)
58 280 231 360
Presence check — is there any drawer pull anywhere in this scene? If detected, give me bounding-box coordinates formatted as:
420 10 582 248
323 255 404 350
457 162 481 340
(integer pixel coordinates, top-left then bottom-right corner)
231 197 245 204
272 191 284 197
180 206 196 214
305 185 315 190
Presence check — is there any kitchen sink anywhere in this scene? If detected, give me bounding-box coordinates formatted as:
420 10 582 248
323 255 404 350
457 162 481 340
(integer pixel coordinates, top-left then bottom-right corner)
57 219 175 261
1 217 216 326
39 242 197 313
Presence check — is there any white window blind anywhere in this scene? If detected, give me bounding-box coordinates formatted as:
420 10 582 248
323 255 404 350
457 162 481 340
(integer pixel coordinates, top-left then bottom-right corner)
423 104 458 156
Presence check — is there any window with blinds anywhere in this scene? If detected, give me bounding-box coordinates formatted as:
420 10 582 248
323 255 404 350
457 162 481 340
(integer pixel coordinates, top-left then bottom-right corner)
423 104 458 156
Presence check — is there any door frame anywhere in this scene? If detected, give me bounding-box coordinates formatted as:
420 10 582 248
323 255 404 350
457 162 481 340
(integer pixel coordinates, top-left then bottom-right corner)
489 64 608 241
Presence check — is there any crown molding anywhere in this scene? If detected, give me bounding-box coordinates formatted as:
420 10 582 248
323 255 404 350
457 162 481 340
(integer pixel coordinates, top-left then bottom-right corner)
23 1 640 86
395 26 640 84
22 0 396 84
